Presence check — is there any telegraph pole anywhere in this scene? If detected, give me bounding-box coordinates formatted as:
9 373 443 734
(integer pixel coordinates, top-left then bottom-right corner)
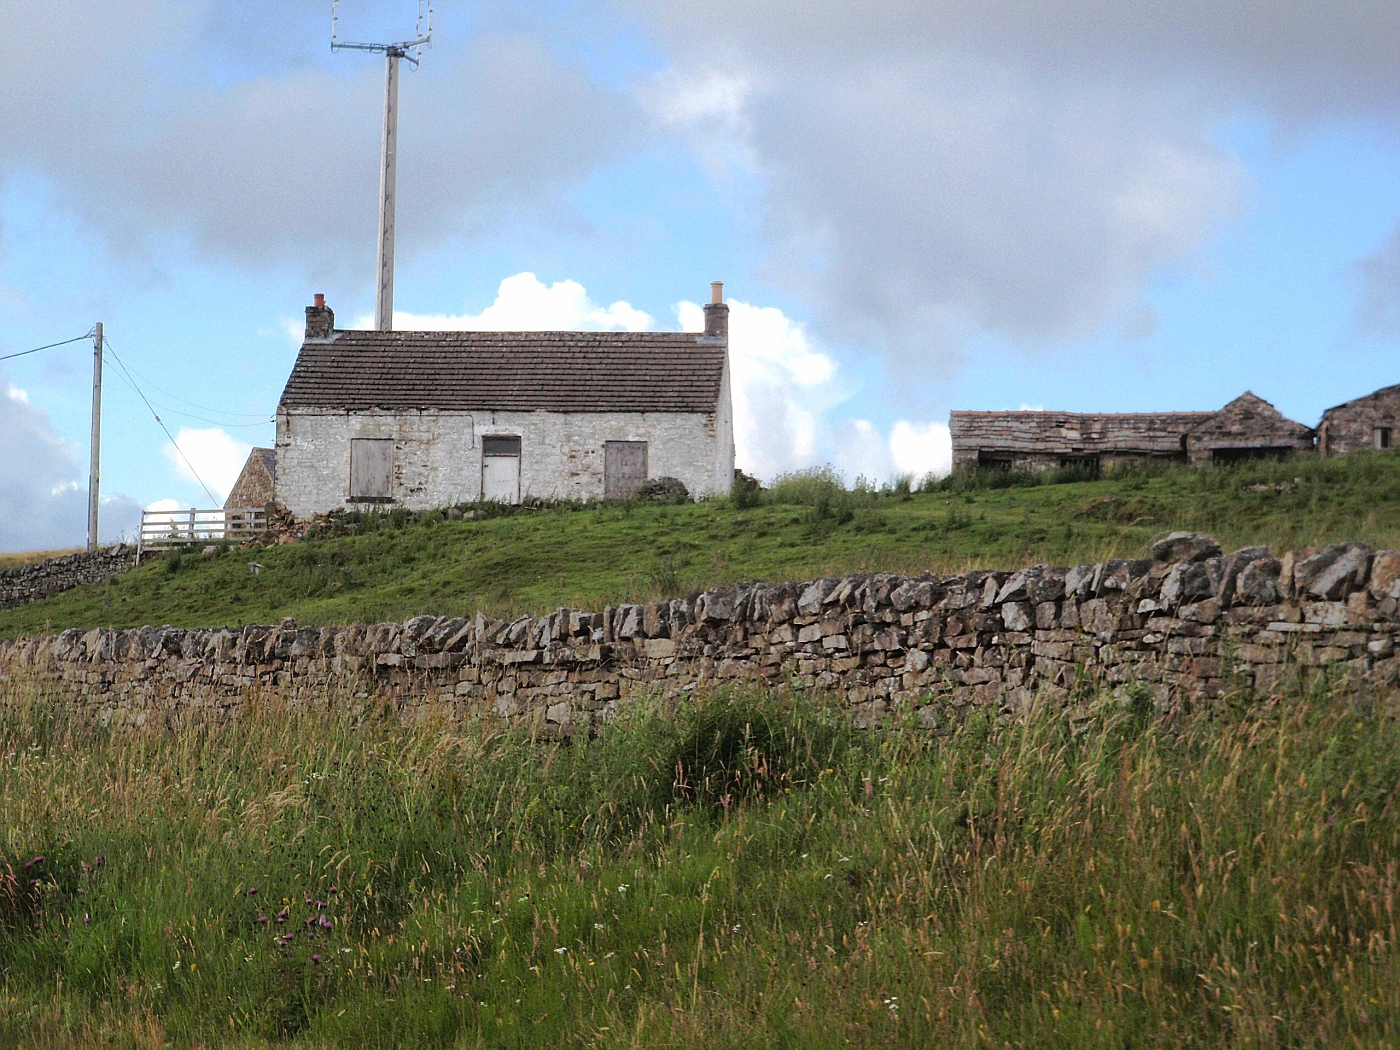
87 322 103 551
331 1 432 332
376 49 401 331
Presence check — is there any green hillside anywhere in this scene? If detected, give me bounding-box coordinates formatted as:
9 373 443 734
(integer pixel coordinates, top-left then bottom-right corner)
4 452 1399 637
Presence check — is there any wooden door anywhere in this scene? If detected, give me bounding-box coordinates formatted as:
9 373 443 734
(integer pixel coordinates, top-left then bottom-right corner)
349 438 393 500
604 440 648 500
481 436 521 504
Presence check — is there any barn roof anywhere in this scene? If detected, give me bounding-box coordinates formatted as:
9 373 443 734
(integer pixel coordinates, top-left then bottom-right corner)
1321 382 1400 419
279 330 727 414
948 410 1215 456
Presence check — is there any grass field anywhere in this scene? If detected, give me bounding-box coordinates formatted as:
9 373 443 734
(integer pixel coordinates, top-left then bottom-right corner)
3 452 1398 639
2 678 1397 1048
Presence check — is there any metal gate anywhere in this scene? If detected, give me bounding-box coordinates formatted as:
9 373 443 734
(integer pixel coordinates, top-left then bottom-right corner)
604 440 648 500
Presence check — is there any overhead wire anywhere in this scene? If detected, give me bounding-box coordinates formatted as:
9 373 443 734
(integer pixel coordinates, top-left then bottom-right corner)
100 336 221 506
0 331 93 363
101 348 274 421
100 335 275 425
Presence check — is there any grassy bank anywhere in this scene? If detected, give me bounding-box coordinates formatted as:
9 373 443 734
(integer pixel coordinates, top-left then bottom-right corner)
2 680 1398 1047
3 451 1399 637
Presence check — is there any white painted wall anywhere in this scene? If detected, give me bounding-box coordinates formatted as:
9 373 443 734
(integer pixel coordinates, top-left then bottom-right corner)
275 404 734 516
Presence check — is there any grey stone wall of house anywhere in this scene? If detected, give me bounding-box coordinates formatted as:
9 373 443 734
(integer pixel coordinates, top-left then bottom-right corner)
0 546 136 611
3 535 1396 731
276 404 731 516
1319 385 1400 458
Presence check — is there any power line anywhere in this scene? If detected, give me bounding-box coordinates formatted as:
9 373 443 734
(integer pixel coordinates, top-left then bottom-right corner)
101 337 220 506
0 331 93 363
100 335 274 423
101 345 274 421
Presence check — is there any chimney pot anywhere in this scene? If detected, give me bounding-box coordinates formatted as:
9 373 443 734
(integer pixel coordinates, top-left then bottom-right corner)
304 295 335 341
702 280 729 339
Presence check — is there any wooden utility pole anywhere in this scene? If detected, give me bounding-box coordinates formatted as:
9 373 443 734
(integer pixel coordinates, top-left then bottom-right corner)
375 48 402 331
330 1 431 333
87 322 102 551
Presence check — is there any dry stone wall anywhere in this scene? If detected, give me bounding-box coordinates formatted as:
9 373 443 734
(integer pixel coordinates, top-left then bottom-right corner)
2 534 1397 732
0 546 136 611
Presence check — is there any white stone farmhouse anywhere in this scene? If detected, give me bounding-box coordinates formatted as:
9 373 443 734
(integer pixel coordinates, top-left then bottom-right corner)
271 287 734 516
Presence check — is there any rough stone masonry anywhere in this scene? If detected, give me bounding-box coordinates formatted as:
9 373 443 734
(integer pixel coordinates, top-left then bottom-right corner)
0 546 136 611
1 533 1397 732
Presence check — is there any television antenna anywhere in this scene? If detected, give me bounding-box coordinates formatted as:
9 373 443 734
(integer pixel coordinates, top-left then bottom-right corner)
331 0 434 331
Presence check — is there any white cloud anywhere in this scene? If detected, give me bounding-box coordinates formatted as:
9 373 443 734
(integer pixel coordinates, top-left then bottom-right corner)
889 421 953 480
162 427 252 503
145 498 182 513
389 273 654 332
677 296 841 479
0 379 141 551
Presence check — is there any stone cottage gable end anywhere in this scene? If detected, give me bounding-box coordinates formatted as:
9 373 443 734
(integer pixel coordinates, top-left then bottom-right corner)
1183 392 1315 465
273 293 734 516
1319 383 1400 458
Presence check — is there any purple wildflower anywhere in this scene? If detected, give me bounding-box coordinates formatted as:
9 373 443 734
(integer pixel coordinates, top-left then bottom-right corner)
328 885 338 895
319 915 333 929
82 914 90 925
248 887 258 896
311 953 322 964
257 915 268 925
276 908 288 924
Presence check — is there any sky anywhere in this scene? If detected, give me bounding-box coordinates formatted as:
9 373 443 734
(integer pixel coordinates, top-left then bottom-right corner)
1 0 1399 550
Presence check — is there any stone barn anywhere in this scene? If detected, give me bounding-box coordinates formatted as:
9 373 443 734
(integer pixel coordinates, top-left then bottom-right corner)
224 447 276 509
1317 383 1399 457
950 392 1313 472
273 288 734 516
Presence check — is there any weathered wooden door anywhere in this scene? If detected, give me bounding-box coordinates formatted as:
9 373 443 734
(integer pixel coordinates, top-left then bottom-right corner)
349 438 393 500
481 436 521 504
604 440 648 499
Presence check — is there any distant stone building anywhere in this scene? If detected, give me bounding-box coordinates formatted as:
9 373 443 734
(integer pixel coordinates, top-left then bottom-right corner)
1317 383 1399 457
273 289 734 517
950 392 1314 472
224 447 276 509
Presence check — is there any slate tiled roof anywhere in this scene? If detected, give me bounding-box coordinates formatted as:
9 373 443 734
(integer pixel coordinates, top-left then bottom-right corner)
949 411 1214 456
279 330 726 414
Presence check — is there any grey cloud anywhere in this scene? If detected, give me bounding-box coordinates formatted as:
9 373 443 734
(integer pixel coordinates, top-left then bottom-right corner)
0 385 142 552
630 1 1400 114
626 0 1398 363
751 60 1241 353
0 2 637 275
1354 225 1400 336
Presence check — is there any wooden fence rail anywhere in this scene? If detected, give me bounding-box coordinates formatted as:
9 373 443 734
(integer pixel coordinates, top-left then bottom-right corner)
137 508 268 561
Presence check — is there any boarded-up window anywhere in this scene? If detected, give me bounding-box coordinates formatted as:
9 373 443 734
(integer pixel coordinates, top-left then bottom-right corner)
349 438 393 500
482 435 521 504
604 440 648 500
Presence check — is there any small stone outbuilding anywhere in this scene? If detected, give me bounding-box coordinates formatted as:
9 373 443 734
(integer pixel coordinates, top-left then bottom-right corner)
950 392 1314 472
1318 383 1399 457
224 447 276 509
273 288 734 516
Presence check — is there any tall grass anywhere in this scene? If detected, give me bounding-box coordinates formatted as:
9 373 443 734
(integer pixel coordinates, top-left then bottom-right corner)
2 676 1397 1048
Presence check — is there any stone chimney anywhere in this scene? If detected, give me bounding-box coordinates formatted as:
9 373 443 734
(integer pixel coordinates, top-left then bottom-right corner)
703 281 728 339
305 293 335 341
